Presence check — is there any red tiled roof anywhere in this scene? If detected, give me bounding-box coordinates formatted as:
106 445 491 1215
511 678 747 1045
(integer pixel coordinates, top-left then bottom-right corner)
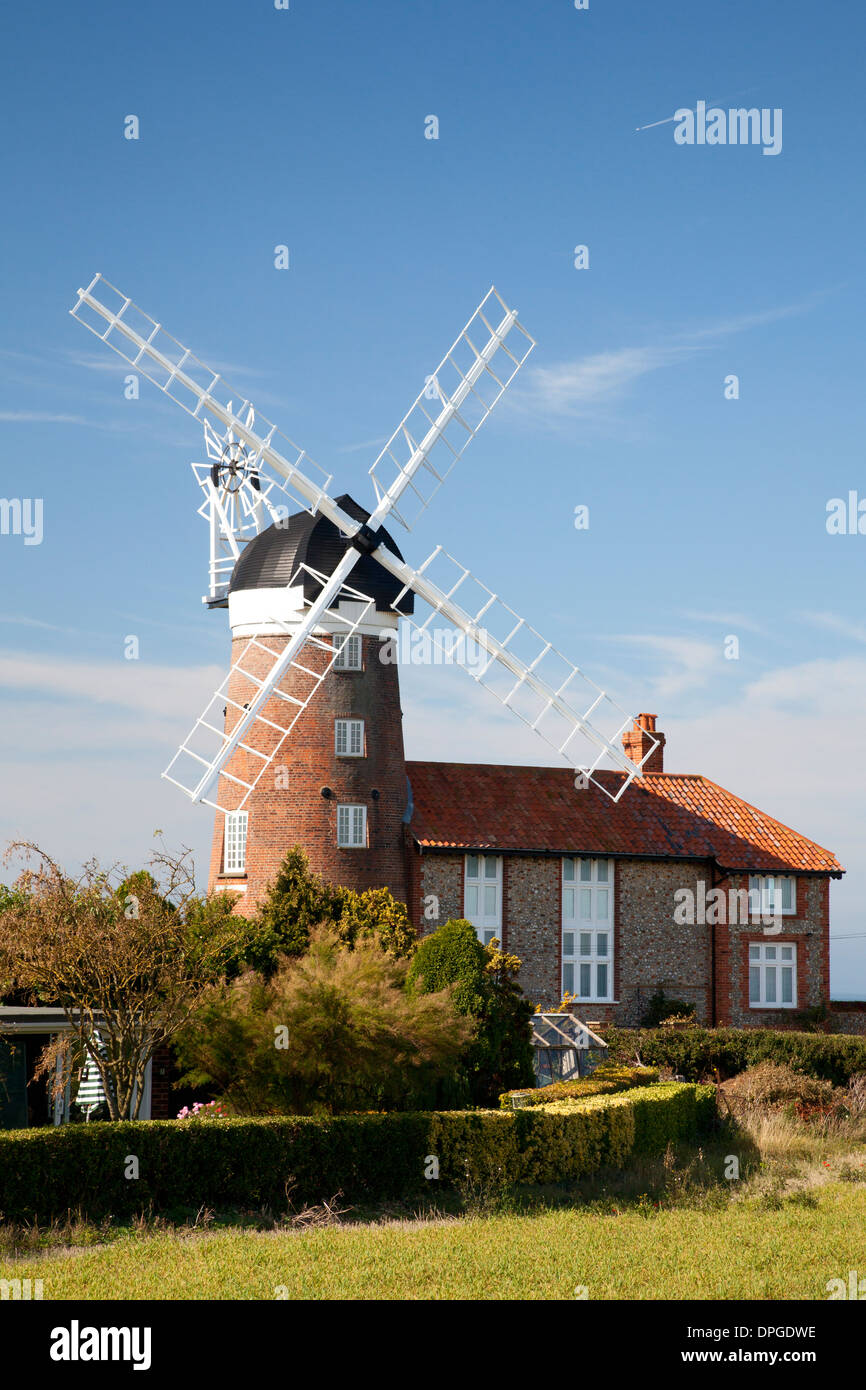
406 762 843 875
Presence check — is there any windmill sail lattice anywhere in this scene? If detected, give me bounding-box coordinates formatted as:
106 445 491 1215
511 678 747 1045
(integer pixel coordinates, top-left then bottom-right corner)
382 546 648 793
367 287 535 531
71 272 658 805
163 567 376 812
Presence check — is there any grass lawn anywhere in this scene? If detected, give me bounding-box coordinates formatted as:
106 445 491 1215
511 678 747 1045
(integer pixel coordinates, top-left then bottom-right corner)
3 1182 864 1300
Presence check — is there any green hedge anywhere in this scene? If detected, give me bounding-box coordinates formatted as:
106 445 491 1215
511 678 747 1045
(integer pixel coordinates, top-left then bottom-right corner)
499 1063 658 1109
605 1026 866 1087
0 1084 715 1222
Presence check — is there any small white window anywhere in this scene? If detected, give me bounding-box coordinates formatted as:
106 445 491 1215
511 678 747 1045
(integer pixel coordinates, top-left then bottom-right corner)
749 942 797 1008
224 810 248 874
337 804 367 847
334 634 362 671
562 857 613 1002
464 854 502 946
749 875 795 917
335 718 364 757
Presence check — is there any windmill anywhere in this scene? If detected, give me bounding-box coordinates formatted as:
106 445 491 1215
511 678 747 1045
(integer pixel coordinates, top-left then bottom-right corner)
70 274 658 838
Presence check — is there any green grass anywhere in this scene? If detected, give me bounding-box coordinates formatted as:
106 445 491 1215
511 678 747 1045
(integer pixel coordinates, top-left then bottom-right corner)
3 1182 864 1301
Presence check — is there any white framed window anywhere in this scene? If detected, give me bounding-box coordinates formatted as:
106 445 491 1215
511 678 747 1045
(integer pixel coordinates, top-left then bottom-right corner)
562 857 613 1002
749 875 795 917
333 634 362 671
464 854 502 946
749 942 797 1008
337 804 367 848
335 718 364 757
224 810 248 875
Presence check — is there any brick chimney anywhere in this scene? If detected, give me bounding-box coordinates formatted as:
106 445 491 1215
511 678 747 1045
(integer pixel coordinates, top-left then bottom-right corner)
622 712 665 774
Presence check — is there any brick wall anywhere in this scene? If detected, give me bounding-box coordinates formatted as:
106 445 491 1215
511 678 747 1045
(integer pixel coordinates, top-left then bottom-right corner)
499 856 560 1004
713 874 828 1027
208 632 409 913
416 852 463 937
829 1001 866 1035
611 859 713 1026
412 848 832 1029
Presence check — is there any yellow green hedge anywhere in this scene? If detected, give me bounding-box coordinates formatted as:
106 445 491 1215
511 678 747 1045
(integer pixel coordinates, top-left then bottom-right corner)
0 1083 716 1222
499 1063 658 1109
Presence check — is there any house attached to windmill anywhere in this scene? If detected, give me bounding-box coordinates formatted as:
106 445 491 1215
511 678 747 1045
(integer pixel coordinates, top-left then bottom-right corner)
206 505 846 1032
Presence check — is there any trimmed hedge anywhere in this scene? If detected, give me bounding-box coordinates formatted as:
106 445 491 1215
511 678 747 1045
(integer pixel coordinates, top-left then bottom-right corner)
605 1026 866 1087
0 1083 715 1222
540 1084 717 1156
499 1064 658 1109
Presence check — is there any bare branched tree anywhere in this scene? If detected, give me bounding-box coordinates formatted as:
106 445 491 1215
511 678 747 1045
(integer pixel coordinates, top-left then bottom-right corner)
0 840 242 1120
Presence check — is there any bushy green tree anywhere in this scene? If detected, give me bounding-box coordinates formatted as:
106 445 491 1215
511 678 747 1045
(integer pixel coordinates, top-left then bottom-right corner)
406 919 535 1105
175 926 472 1115
246 847 415 973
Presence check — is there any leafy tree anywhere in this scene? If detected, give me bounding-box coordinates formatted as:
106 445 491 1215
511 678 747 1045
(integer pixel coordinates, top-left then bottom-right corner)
0 841 244 1120
334 884 416 959
247 846 415 973
175 926 471 1115
406 919 535 1104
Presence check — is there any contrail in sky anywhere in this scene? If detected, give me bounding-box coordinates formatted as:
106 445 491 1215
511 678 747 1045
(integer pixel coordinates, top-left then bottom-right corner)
635 88 762 133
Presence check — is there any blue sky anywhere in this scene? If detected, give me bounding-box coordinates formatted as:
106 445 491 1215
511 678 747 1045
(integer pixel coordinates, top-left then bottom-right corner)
1 0 865 993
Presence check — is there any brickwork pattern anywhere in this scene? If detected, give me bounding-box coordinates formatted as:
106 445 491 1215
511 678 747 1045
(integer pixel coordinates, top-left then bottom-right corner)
413 850 832 1027
208 633 409 913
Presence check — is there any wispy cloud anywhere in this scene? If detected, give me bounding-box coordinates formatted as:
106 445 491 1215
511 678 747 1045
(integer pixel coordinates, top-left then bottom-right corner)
679 608 769 637
0 410 91 424
514 294 821 422
335 435 389 455
0 651 222 721
799 611 866 645
606 633 722 700
519 345 694 417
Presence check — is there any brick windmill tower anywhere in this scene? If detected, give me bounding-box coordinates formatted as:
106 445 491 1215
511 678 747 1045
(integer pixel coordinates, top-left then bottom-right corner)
206 497 414 912
71 273 660 920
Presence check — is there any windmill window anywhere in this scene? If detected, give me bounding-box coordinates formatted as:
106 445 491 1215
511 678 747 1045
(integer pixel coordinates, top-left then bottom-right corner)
223 811 248 875
333 635 362 671
562 858 613 1002
464 854 502 946
337 804 367 848
335 718 365 757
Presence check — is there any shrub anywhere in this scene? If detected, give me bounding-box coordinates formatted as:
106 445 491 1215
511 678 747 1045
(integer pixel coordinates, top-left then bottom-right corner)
844 1073 866 1118
0 1083 715 1222
407 920 535 1105
499 1064 658 1110
245 848 416 973
641 990 696 1028
174 927 471 1115
720 1063 837 1112
604 1025 866 1088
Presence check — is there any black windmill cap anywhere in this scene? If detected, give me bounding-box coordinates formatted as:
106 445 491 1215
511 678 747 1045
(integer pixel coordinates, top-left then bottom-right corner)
228 494 414 614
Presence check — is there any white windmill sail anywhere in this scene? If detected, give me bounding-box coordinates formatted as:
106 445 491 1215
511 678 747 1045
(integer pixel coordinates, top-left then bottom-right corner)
70 274 335 518
70 272 654 805
163 566 376 812
373 545 658 800
367 286 535 531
